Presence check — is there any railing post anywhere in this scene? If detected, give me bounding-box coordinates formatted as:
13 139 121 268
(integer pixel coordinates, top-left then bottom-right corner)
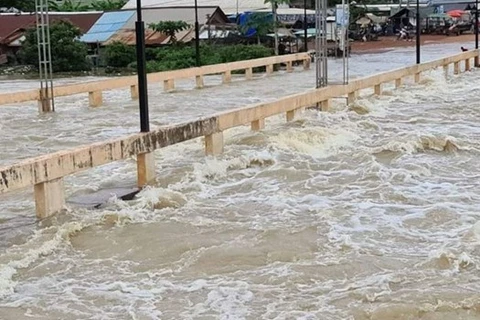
454 61 460 75
34 178 65 219
245 68 253 80
251 118 265 131
266 65 274 75
163 79 175 92
465 58 471 71
286 109 297 122
205 132 224 155
321 100 330 112
88 91 103 107
222 70 232 83
286 61 293 73
137 152 156 187
196 75 204 89
130 85 139 100
347 91 357 105
374 84 382 95
414 73 421 83
475 55 480 67
443 64 449 78
395 78 403 88
303 58 311 70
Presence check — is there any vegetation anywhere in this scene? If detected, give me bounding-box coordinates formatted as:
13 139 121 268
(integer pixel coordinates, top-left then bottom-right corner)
148 21 191 45
104 42 273 73
19 20 90 72
264 0 290 55
0 0 35 11
46 0 127 12
240 13 273 44
105 41 136 68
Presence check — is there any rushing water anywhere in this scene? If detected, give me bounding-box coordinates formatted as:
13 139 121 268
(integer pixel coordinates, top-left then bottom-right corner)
1 42 480 319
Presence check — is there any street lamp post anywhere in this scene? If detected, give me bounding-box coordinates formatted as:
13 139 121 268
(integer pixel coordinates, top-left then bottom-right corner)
304 0 308 52
416 0 420 64
194 0 201 66
135 0 149 132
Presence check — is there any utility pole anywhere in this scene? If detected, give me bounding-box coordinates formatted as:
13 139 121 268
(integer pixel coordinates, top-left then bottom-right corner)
194 0 201 66
135 0 149 132
304 0 308 52
416 0 420 64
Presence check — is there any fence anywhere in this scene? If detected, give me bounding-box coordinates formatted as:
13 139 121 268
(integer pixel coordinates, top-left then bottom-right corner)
0 50 477 219
0 53 311 110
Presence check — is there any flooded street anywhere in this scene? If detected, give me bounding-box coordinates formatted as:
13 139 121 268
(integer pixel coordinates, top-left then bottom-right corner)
1 42 480 319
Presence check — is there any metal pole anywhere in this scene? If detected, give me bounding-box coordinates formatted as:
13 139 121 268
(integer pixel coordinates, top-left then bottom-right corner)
194 0 201 66
416 0 420 64
136 0 149 132
304 0 308 52
476 0 479 50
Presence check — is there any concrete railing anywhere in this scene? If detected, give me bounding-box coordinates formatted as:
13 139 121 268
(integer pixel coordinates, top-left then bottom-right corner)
0 53 311 110
0 50 477 219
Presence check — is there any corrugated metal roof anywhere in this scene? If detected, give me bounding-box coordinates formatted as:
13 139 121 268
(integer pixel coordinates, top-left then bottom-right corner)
122 0 273 14
80 11 135 43
122 7 227 27
0 12 101 42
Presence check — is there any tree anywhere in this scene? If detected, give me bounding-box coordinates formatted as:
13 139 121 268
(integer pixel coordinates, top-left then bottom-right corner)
240 13 273 44
149 21 191 45
19 20 90 72
0 0 35 11
104 41 136 68
90 0 128 11
264 0 291 55
48 0 90 12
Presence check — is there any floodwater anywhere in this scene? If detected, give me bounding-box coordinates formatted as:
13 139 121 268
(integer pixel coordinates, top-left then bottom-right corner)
1 42 480 319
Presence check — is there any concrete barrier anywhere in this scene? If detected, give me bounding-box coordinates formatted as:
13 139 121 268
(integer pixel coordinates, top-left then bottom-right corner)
0 53 311 110
0 50 477 219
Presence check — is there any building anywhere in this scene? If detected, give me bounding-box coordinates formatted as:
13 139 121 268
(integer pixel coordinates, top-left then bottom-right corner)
121 0 276 15
0 11 101 60
80 6 232 46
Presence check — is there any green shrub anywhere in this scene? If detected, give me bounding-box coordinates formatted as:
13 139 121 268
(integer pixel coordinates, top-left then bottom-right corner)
104 41 136 68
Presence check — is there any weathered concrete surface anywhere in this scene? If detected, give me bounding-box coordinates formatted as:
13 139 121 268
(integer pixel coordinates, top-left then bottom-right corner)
0 50 478 218
0 53 310 107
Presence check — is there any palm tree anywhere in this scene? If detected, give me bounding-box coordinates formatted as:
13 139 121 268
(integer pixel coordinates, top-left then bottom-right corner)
264 0 290 55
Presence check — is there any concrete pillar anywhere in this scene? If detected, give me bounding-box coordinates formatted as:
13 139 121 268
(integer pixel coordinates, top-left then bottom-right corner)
286 61 293 73
443 64 449 78
266 65 274 75
374 84 382 95
205 132 224 156
37 88 53 113
196 75 204 89
454 62 460 75
245 68 253 80
465 58 471 71
163 79 175 92
251 118 265 131
137 152 156 187
88 91 103 107
347 91 357 105
222 70 232 83
475 56 479 67
286 109 297 122
303 58 311 70
414 73 420 83
321 99 331 112
130 85 139 100
34 178 65 219
395 78 403 88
